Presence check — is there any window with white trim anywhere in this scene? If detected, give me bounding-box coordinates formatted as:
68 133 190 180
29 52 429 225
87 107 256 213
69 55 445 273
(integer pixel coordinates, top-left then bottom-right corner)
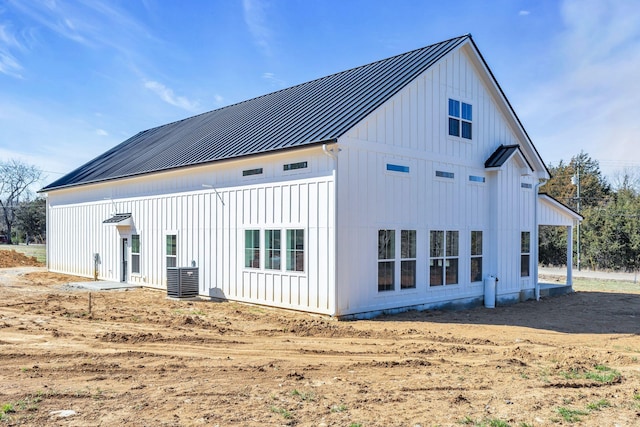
470 231 482 282
265 229 281 270
166 234 177 268
378 230 395 292
448 98 472 139
131 234 140 274
430 230 459 286
286 229 304 272
521 231 531 277
245 230 260 268
400 230 417 289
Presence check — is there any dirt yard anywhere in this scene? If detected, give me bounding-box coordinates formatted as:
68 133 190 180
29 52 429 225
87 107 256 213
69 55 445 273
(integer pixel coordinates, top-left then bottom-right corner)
0 251 639 426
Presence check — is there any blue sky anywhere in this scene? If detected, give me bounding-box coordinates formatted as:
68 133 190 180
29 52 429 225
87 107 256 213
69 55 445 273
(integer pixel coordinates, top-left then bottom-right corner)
1 0 639 190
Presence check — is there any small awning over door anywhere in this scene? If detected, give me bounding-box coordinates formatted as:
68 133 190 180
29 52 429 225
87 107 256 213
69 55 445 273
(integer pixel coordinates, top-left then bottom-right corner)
103 213 133 227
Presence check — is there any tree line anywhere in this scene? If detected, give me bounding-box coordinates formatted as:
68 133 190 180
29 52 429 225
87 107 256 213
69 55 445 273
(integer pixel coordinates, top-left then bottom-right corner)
540 152 640 272
0 160 46 245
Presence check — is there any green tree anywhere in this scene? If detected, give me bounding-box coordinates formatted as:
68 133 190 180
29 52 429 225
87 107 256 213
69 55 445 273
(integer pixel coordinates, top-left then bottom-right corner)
539 152 611 267
16 198 46 244
0 160 43 244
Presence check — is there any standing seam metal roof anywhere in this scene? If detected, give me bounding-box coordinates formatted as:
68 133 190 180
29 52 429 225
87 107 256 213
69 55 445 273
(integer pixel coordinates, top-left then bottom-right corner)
43 35 470 191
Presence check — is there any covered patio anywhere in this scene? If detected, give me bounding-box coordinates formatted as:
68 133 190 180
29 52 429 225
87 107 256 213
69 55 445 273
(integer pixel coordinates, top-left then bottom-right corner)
535 193 584 298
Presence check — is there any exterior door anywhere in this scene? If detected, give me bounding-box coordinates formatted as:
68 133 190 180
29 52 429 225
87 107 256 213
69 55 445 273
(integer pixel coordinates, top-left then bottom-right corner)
121 237 128 282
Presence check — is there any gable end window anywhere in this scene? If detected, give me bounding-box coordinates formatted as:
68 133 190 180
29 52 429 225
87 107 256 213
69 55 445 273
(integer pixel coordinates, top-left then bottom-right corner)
448 98 472 140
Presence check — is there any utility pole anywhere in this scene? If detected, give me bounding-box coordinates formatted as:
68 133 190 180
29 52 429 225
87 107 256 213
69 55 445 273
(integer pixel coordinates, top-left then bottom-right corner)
571 164 581 271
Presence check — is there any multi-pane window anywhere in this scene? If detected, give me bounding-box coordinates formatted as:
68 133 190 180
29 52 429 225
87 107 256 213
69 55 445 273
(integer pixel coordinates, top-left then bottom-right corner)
470 231 483 282
378 230 395 292
430 230 459 286
521 231 531 277
265 230 281 270
286 229 304 272
448 98 472 139
401 230 416 289
131 234 140 274
244 230 260 268
166 234 177 268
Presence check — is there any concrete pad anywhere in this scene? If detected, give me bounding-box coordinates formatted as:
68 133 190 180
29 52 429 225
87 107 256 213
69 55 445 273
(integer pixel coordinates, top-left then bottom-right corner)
63 281 142 291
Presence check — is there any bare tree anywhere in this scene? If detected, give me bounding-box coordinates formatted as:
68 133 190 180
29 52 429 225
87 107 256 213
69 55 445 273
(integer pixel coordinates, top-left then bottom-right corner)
0 160 43 244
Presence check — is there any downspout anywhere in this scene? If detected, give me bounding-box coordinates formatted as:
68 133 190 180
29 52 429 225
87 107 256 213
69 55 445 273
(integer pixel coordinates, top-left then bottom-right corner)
322 143 338 316
534 178 548 300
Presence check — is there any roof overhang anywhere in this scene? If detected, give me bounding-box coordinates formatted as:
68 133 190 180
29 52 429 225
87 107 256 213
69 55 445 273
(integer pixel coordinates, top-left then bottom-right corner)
538 194 583 226
103 213 133 227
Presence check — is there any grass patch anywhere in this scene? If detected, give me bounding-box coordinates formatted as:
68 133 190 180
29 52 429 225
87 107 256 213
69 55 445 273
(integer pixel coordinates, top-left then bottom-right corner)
330 403 347 413
270 406 291 419
291 389 315 401
459 417 511 427
559 364 621 384
586 399 611 411
585 365 621 383
556 406 588 422
571 276 640 293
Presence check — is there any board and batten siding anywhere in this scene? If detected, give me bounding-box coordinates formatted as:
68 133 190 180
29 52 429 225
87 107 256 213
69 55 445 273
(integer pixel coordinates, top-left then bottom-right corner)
46 148 336 315
333 45 537 316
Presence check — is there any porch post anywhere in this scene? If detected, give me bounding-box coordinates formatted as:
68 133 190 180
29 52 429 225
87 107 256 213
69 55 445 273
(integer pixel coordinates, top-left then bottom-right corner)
566 225 573 286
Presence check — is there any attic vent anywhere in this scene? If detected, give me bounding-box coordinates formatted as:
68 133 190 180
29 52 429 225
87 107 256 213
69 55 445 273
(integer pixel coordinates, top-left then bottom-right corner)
167 267 199 299
284 161 307 171
435 170 454 179
243 168 263 176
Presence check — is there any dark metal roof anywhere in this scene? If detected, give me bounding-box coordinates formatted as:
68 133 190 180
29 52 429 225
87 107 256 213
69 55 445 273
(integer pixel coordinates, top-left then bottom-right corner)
42 35 470 191
102 213 132 224
484 144 534 172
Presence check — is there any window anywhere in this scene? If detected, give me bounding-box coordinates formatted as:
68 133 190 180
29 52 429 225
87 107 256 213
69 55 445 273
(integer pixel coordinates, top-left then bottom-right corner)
471 231 482 282
387 163 410 173
265 230 281 270
286 229 304 272
435 170 454 179
131 234 140 274
400 230 416 289
283 161 308 171
243 168 263 176
245 230 260 268
521 183 532 189
521 231 531 277
448 98 472 139
378 230 395 292
430 230 459 286
166 234 177 268
469 175 485 183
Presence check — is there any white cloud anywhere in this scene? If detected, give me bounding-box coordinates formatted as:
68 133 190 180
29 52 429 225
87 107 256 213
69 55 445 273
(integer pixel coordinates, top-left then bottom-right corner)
96 129 108 136
519 10 530 16
262 72 285 87
518 0 640 177
143 79 200 112
0 23 24 78
243 0 273 56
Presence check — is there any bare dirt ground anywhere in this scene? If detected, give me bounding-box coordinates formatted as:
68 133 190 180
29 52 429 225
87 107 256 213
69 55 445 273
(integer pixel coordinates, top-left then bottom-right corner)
1 252 639 426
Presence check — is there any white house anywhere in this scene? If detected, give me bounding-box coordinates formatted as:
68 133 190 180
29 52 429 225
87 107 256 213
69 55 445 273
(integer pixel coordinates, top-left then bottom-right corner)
41 35 581 318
